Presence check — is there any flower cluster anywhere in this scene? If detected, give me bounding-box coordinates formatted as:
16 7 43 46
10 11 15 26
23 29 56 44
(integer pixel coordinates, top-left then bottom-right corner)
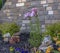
24 8 38 19
46 46 53 53
58 47 60 51
56 41 60 45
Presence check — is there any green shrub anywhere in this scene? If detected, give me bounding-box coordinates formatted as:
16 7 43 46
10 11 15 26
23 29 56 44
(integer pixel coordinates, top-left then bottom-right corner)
0 22 20 36
0 0 2 9
29 16 42 47
46 22 60 38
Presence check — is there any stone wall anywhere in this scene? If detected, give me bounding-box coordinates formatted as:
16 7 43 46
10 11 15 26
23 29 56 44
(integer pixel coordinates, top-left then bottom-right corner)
0 0 60 32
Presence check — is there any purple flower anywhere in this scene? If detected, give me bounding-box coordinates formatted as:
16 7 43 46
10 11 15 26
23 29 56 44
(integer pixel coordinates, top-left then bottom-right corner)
30 11 35 17
24 8 38 18
24 12 31 19
31 8 38 13
30 8 38 17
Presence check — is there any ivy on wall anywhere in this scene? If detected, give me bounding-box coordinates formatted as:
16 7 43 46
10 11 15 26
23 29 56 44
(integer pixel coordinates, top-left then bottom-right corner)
0 0 6 10
0 0 2 9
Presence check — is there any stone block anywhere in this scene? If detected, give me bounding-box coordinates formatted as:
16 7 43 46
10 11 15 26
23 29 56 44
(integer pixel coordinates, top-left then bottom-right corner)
16 3 25 7
22 20 30 24
48 10 53 15
46 7 52 11
40 1 47 4
47 0 54 3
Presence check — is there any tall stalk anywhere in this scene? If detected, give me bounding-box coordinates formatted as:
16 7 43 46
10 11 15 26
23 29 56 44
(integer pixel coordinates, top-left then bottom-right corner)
29 15 42 47
30 15 40 35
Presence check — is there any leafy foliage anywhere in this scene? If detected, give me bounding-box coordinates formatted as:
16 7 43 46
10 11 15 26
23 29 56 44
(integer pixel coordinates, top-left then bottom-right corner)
0 22 20 36
0 0 2 9
0 0 6 10
29 32 42 47
29 16 42 47
46 22 60 38
52 50 60 53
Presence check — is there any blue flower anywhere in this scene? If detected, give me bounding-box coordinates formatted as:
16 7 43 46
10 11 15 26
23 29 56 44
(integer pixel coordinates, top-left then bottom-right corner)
15 47 20 51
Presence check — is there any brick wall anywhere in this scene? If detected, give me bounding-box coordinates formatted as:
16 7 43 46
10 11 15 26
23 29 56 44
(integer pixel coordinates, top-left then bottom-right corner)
0 0 60 32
